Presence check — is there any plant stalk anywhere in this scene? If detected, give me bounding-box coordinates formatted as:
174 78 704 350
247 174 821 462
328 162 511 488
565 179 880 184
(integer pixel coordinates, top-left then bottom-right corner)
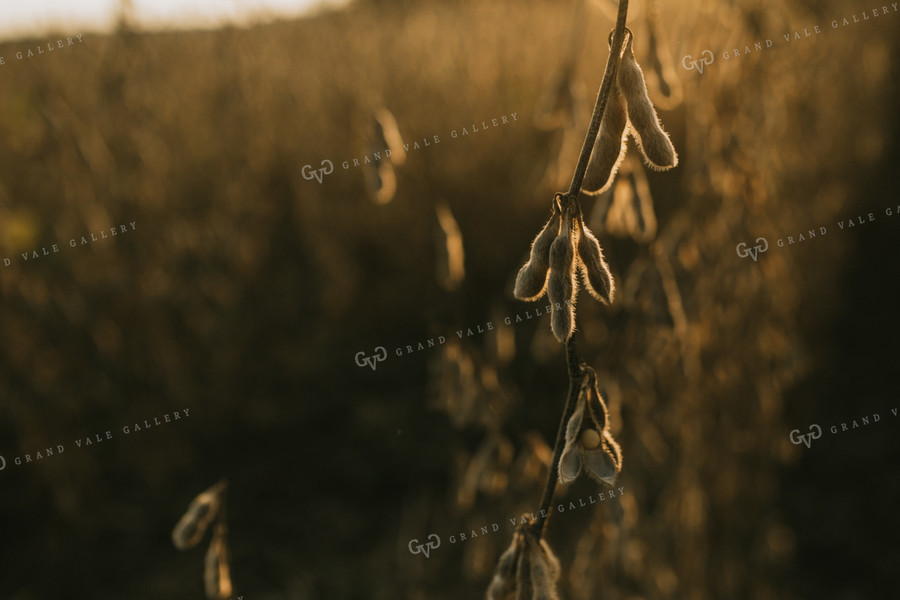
532 0 630 540
532 337 583 538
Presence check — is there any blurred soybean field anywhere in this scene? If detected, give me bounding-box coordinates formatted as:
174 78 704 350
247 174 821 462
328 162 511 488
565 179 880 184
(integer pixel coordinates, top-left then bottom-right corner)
0 0 899 598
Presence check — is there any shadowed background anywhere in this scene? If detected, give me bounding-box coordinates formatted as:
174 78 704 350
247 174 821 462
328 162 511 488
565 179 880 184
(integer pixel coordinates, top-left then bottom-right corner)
0 0 899 598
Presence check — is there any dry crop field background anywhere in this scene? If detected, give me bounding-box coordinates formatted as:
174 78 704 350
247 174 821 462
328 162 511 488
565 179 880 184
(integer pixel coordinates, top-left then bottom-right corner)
0 0 898 598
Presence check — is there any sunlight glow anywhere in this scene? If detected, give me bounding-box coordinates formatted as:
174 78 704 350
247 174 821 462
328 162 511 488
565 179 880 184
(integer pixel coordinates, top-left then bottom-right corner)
0 0 348 40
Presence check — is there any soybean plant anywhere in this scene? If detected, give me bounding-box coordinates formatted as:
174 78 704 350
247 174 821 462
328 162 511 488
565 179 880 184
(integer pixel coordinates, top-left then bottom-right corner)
486 0 678 596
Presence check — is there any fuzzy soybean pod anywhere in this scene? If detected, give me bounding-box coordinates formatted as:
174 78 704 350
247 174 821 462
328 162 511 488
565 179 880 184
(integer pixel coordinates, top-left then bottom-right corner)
487 535 522 600
526 535 561 600
584 429 622 486
576 214 615 304
514 206 561 301
582 82 629 194
534 66 580 131
365 154 397 205
435 201 465 291
547 204 578 342
618 35 678 171
559 393 587 484
172 480 227 551
373 107 406 166
204 523 233 600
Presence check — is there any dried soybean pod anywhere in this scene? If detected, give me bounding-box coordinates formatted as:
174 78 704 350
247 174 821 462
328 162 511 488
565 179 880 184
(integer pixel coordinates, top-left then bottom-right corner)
647 27 669 97
585 373 610 432
583 383 622 486
604 162 636 238
204 523 233 600
373 107 406 166
629 160 658 242
547 203 578 342
583 441 621 486
172 480 227 551
514 535 535 600
514 204 561 301
486 535 522 600
435 201 465 291
604 158 657 242
364 108 403 204
603 429 622 469
644 0 683 109
534 66 580 131
559 394 587 484
618 34 678 170
365 154 397 205
591 429 623 485
582 81 629 193
584 184 614 241
576 213 615 304
527 535 561 600
538 539 561 582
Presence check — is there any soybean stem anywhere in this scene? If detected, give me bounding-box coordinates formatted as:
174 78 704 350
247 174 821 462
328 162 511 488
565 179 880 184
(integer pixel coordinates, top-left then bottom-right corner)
532 337 583 538
533 0 630 540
